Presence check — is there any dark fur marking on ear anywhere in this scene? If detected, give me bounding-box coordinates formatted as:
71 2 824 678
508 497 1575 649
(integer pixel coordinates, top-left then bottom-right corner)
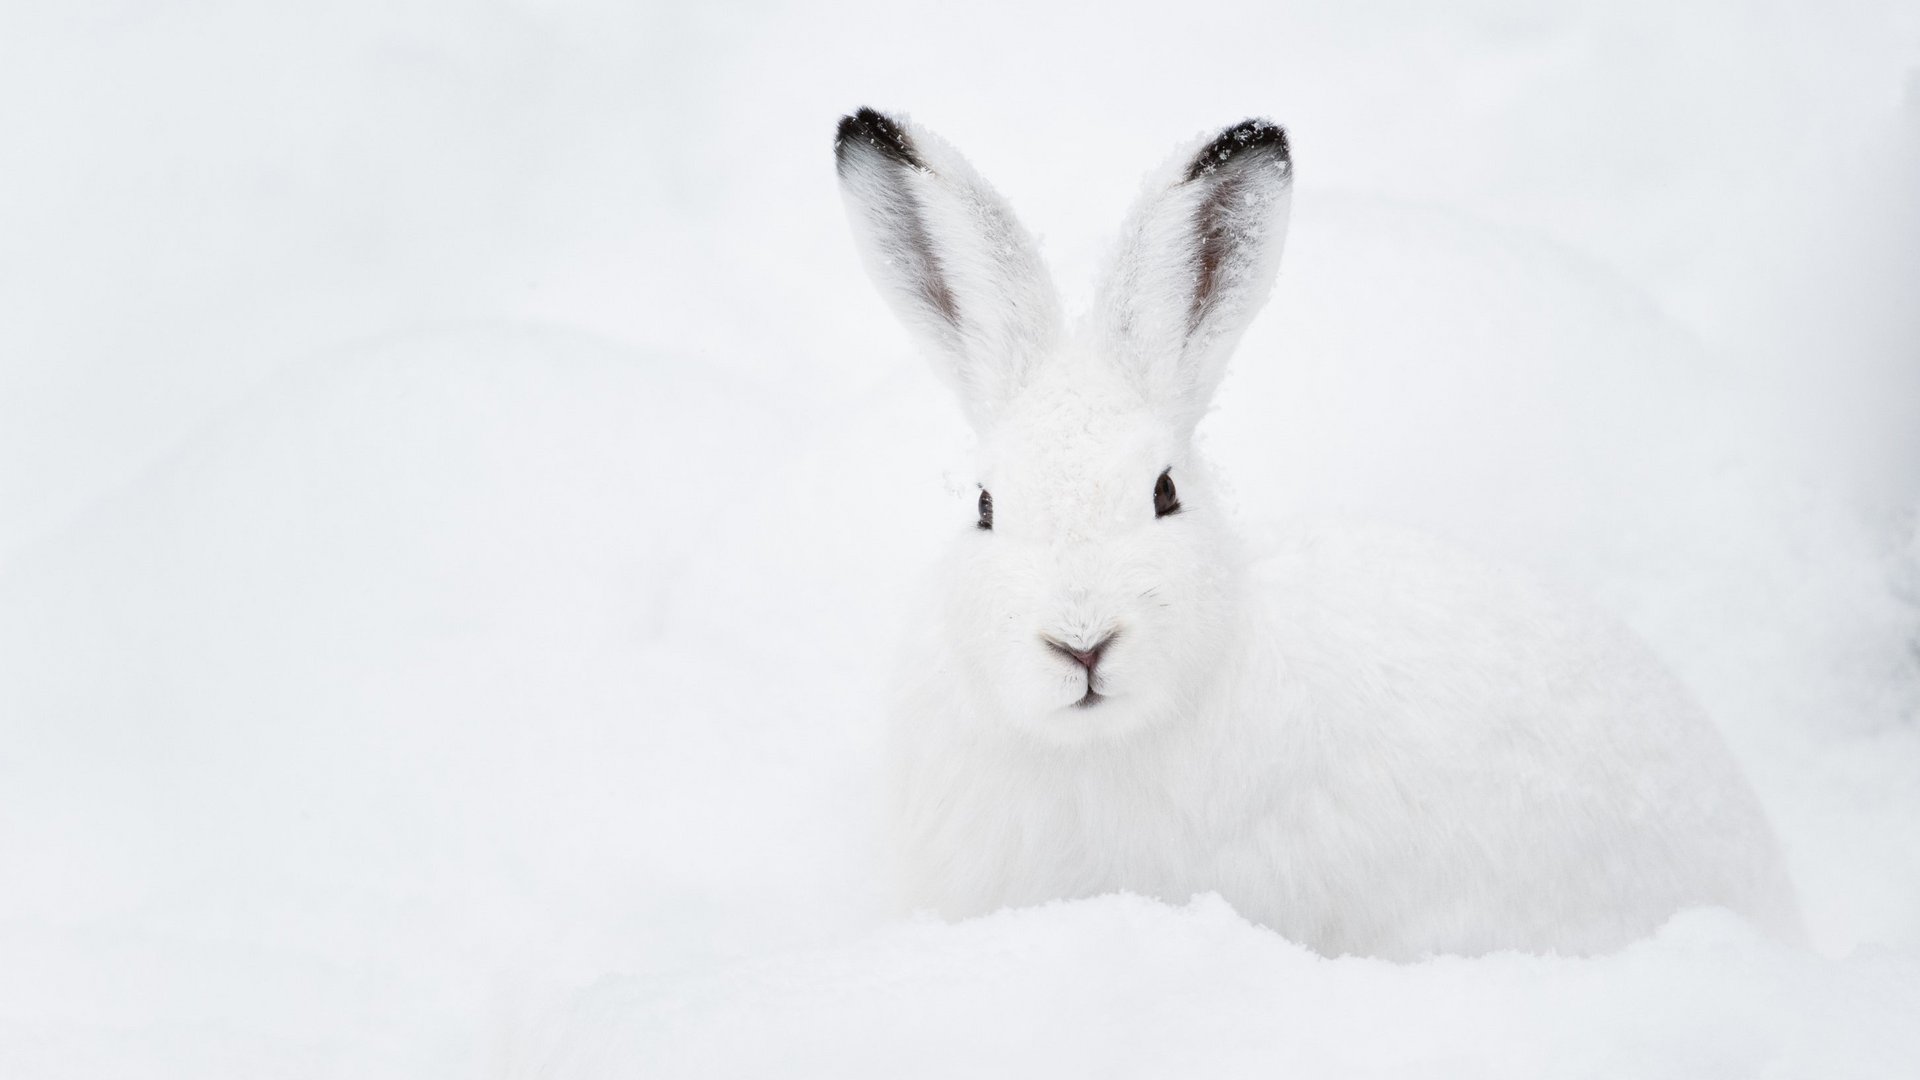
1185 119 1290 332
835 107 925 174
834 107 961 326
1190 171 1248 332
1183 118 1290 183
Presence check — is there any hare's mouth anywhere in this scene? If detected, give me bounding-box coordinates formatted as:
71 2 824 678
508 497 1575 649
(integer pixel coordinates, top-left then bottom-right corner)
1072 688 1104 709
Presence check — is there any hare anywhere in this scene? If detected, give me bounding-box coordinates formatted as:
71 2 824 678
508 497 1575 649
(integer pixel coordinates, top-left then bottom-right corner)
833 107 1797 958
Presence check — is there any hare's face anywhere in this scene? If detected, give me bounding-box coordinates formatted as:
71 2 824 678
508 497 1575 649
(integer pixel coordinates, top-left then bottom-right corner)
836 109 1291 740
946 360 1239 741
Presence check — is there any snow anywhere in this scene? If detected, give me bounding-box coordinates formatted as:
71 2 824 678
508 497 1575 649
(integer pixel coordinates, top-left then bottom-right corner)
526 898 1920 1080
2 1 1917 1077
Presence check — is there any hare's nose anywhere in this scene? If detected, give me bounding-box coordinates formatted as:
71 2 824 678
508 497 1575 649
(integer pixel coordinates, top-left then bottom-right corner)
1042 631 1116 675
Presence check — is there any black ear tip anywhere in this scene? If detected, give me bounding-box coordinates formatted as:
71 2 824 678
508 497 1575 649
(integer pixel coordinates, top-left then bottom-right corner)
835 107 923 172
1185 118 1291 182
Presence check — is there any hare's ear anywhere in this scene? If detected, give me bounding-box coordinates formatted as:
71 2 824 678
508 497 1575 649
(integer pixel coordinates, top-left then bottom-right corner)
835 108 1062 430
1095 120 1293 432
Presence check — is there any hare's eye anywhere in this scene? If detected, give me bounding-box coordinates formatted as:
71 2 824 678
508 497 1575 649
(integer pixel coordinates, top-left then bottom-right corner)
1154 469 1181 518
977 489 993 531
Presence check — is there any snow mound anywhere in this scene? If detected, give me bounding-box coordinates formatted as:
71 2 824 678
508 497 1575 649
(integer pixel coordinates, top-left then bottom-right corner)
528 895 1920 1080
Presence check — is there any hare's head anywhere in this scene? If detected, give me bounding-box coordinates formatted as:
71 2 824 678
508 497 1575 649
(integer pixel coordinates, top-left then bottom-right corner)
836 108 1292 743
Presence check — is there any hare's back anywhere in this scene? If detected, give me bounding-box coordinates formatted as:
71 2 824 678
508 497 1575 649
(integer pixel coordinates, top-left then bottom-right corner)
1240 521 1792 953
1249 520 1703 740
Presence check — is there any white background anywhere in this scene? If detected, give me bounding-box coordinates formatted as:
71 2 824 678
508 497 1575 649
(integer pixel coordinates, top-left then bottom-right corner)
2 1 1918 1076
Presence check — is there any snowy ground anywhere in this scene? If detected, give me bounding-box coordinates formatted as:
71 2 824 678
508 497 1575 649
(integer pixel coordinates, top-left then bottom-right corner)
2 2 1918 1077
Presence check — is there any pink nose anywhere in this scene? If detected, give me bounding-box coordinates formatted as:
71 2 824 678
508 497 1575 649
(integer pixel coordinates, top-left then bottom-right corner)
1043 632 1116 675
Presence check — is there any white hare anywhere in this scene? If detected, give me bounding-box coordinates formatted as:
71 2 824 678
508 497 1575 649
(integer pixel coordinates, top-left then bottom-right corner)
834 108 1797 958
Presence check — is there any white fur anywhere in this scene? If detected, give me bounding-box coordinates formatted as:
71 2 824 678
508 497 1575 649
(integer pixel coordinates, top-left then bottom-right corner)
836 109 1798 958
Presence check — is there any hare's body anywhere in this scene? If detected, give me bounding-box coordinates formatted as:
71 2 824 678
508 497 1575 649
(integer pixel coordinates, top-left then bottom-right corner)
892 521 1794 958
835 108 1795 957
